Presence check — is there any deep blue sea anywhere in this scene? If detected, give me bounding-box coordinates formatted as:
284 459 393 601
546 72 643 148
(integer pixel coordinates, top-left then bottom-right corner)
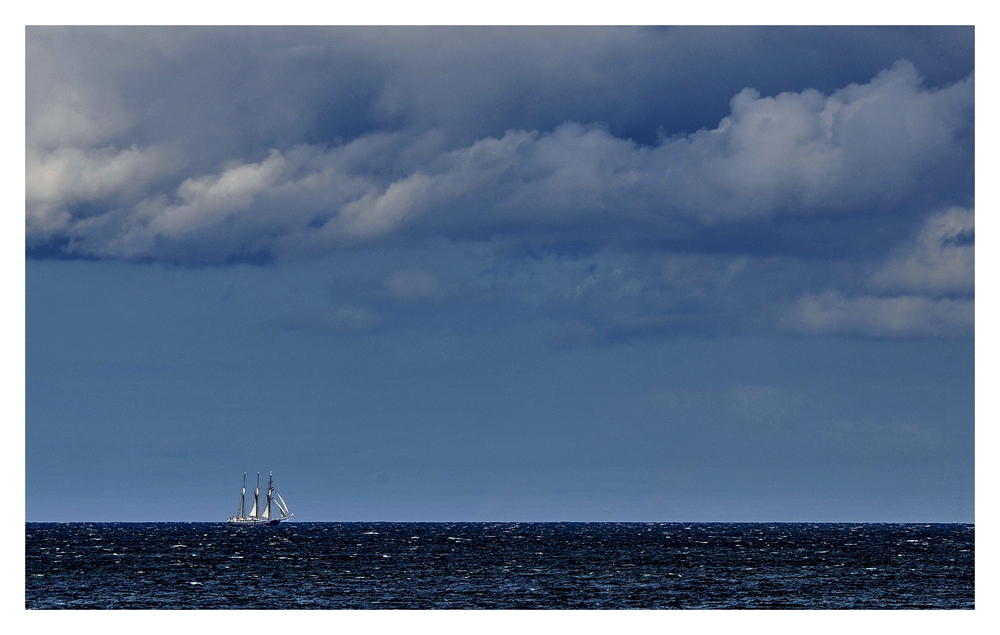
26 522 973 609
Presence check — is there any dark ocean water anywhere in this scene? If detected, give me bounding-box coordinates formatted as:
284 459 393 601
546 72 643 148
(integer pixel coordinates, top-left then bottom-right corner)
26 522 973 609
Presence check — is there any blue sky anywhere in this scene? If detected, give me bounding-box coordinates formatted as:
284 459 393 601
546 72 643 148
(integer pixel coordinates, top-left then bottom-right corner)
25 26 975 521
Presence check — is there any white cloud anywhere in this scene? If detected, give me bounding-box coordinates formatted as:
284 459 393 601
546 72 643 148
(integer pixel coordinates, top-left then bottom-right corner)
786 291 972 338
26 145 177 235
335 61 970 240
333 173 433 240
712 63 966 217
782 206 974 338
148 150 291 238
872 207 974 296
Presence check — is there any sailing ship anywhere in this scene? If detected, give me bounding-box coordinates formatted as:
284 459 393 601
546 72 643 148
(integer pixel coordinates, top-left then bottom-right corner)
227 472 293 526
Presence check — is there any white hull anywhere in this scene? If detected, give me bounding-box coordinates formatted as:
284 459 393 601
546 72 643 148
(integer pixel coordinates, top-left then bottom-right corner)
227 515 283 527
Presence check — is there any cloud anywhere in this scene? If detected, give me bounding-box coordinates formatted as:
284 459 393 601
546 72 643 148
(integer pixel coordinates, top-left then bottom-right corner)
535 252 762 346
785 292 973 338
27 91 134 151
782 207 974 338
24 29 975 341
872 207 974 296
26 144 179 236
334 173 433 240
26 61 973 265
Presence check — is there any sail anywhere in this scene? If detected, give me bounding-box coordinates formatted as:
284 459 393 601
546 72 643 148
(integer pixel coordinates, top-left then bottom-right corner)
274 492 290 517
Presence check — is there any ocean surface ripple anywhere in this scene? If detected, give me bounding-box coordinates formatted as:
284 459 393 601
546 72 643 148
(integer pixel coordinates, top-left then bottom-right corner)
26 522 974 609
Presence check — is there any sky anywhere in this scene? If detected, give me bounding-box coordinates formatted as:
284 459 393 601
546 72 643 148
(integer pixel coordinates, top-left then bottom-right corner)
24 26 976 522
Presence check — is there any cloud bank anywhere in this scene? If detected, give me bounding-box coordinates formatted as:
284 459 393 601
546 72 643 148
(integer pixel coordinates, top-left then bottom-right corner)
27 60 972 263
26 28 974 340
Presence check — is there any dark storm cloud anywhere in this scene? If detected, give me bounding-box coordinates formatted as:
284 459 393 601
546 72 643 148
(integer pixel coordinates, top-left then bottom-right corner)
27 27 974 150
27 59 972 258
25 26 974 339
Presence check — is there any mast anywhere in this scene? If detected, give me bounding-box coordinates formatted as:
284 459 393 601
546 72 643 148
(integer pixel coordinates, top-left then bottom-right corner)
239 472 246 517
251 472 260 518
264 472 274 520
